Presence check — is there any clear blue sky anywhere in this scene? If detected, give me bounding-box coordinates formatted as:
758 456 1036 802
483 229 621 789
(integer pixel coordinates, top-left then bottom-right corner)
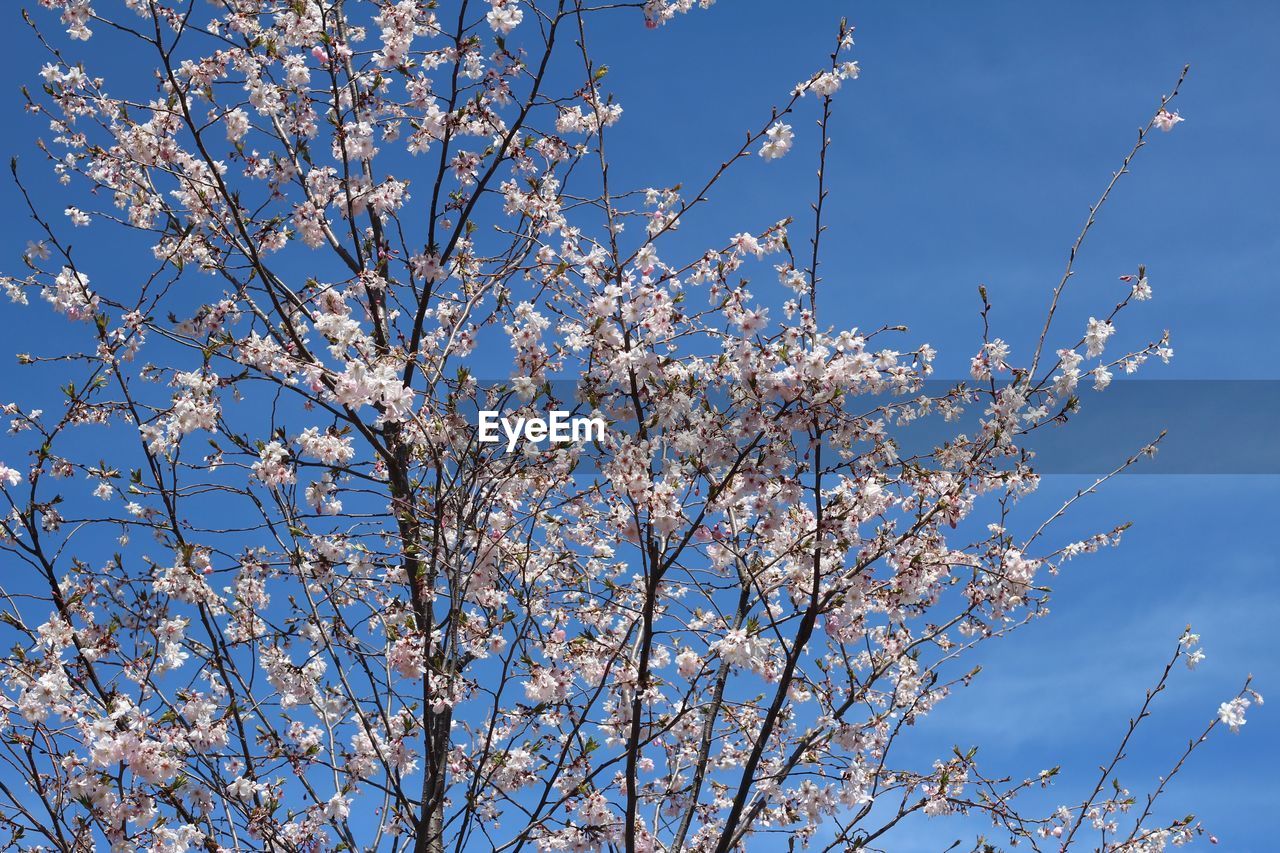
588 4 1280 847
0 1 1275 847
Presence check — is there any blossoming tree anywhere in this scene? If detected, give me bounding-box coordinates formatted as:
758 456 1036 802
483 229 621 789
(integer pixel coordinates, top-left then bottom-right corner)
0 1 1258 851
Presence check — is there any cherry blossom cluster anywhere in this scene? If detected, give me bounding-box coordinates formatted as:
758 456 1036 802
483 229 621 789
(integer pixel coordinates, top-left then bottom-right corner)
0 3 1254 853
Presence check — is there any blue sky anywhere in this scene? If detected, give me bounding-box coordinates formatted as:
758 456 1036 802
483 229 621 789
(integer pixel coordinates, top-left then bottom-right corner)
591 4 1280 847
0 1 1276 848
